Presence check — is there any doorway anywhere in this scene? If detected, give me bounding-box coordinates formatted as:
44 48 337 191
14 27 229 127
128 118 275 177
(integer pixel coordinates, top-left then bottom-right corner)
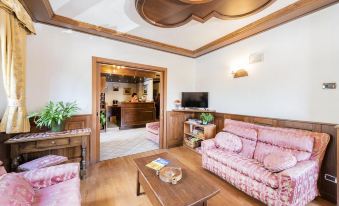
91 57 167 163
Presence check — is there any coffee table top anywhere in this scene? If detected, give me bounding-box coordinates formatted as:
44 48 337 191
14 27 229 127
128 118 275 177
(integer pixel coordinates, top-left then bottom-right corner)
134 152 220 206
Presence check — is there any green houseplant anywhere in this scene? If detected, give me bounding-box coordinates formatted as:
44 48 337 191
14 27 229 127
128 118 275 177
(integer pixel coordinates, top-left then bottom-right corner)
29 101 79 132
100 111 106 130
200 113 214 125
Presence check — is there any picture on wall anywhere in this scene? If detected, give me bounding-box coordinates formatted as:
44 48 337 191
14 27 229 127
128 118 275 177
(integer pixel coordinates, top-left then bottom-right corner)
123 88 131 95
113 86 119 91
143 85 147 94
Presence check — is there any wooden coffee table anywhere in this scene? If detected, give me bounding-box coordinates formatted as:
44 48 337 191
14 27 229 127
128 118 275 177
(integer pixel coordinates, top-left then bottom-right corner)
133 152 219 206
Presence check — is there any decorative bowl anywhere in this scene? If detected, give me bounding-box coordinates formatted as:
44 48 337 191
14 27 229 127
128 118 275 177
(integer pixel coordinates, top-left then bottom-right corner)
159 167 182 184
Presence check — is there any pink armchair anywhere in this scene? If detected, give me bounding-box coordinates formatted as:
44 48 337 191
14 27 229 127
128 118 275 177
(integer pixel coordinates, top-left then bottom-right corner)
0 162 81 206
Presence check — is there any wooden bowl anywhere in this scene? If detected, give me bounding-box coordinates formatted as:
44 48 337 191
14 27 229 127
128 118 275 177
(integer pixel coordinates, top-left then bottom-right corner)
159 167 182 184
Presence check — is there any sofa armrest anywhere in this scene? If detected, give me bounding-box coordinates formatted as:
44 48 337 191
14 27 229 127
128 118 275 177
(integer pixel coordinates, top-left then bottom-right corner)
20 163 80 189
278 160 319 204
201 139 216 154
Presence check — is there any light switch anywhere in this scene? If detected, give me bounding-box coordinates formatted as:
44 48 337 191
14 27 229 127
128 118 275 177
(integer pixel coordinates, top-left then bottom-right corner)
322 83 336 89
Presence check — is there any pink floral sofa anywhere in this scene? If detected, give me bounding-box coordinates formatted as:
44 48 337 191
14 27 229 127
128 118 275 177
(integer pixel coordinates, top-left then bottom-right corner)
0 161 81 206
202 119 330 206
146 121 160 144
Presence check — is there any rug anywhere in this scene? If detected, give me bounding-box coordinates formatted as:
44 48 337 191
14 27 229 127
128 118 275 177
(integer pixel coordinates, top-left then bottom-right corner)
100 127 159 161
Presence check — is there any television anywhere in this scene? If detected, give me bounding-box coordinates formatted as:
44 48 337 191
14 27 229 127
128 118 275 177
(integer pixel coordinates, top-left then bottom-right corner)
181 92 208 108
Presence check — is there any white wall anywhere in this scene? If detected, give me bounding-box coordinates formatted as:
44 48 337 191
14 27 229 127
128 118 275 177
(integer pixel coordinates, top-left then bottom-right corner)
21 23 195 114
105 82 137 104
195 4 339 124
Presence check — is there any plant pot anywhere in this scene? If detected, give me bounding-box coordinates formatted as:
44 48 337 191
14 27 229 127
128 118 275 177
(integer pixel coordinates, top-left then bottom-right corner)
202 121 208 125
51 121 65 132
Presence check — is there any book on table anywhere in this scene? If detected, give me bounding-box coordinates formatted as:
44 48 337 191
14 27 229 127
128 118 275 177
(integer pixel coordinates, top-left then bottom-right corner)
146 158 169 171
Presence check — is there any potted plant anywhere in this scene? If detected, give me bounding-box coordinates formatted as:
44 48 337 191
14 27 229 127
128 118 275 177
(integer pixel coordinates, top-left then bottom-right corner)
100 111 106 130
174 99 181 109
200 113 214 125
29 101 79 132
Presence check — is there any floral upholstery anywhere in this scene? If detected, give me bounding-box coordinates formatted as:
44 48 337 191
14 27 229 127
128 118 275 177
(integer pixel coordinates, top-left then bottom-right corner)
18 155 68 171
202 119 330 206
215 132 242 153
0 173 35 205
33 177 81 206
205 149 279 188
146 122 160 144
146 122 160 135
20 163 79 189
263 152 297 172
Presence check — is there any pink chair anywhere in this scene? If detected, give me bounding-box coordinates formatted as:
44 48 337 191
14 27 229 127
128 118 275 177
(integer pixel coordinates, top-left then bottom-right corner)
0 161 81 206
146 122 160 144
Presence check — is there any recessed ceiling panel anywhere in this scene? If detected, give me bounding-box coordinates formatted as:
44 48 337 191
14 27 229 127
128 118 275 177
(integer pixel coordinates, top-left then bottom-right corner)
49 0 299 50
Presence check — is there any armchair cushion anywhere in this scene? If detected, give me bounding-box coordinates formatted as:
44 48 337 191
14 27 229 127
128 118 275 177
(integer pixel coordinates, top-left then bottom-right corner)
20 163 80 189
18 155 68 171
33 177 81 206
215 132 242 153
263 152 297 173
0 173 35 205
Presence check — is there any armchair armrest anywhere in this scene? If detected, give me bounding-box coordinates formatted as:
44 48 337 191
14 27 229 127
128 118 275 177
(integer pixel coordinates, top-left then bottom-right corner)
278 160 319 204
201 139 216 154
20 163 80 189
0 161 7 176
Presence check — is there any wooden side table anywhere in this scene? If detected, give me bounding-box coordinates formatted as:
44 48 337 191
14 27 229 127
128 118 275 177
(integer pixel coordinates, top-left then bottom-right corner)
5 128 91 178
183 121 216 153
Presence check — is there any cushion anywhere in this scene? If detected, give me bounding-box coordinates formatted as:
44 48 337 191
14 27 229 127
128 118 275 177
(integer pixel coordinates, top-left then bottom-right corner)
18 155 68 171
33 177 81 206
223 125 257 141
215 132 242 153
263 152 297 172
205 148 279 189
0 173 35 205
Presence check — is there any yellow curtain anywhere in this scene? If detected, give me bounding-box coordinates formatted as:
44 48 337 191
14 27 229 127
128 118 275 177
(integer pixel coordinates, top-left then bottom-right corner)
0 0 35 134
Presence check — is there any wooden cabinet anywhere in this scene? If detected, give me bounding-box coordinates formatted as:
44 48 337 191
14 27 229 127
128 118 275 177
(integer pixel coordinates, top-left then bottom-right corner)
121 102 156 129
166 111 194 148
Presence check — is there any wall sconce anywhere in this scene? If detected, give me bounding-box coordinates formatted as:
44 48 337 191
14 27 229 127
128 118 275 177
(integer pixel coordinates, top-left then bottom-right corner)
232 69 248 78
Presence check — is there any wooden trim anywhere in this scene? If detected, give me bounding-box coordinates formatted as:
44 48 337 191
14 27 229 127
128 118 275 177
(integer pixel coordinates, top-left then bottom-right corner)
21 0 338 58
92 57 168 163
193 0 339 56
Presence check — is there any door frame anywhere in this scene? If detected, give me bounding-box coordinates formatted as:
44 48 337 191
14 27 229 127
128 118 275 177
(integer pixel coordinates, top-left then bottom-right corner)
91 57 167 163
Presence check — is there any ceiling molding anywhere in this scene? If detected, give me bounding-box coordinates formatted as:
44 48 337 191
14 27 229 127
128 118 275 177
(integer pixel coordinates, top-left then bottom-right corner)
21 0 338 58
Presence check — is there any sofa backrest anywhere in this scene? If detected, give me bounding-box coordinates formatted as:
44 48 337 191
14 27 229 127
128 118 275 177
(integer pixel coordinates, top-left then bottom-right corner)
254 128 314 163
223 121 258 159
223 119 330 166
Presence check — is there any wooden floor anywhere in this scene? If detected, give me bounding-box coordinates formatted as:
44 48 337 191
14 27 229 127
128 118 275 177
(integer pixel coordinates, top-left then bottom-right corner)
81 147 334 206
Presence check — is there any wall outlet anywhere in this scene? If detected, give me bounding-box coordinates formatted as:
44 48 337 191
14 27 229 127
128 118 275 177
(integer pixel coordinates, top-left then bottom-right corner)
322 83 336 89
324 174 337 183
249 53 264 64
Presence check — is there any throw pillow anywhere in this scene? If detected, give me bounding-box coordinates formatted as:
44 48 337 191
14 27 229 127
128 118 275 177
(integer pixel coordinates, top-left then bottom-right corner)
263 152 297 173
215 132 242 153
0 173 35 205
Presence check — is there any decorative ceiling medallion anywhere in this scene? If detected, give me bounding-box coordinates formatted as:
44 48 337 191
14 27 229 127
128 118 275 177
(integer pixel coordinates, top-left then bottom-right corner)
136 0 275 28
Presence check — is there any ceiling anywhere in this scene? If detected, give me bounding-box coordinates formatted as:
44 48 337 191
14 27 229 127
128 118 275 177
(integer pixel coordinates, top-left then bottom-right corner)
49 0 299 50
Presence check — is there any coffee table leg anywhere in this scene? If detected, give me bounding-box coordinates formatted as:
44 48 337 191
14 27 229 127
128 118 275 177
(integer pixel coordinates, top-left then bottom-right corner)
136 170 141 196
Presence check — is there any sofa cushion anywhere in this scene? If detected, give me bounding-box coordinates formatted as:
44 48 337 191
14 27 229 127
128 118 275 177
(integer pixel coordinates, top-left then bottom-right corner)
263 152 297 172
0 173 35 205
215 132 242 153
205 148 279 189
18 155 68 171
33 177 81 206
254 128 314 163
223 125 257 141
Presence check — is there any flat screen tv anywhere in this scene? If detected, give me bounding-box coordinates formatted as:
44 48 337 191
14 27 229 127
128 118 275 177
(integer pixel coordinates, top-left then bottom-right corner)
181 92 208 108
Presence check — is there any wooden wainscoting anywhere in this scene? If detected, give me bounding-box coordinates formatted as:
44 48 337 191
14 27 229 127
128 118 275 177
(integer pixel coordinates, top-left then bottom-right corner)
166 111 338 203
0 114 92 172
